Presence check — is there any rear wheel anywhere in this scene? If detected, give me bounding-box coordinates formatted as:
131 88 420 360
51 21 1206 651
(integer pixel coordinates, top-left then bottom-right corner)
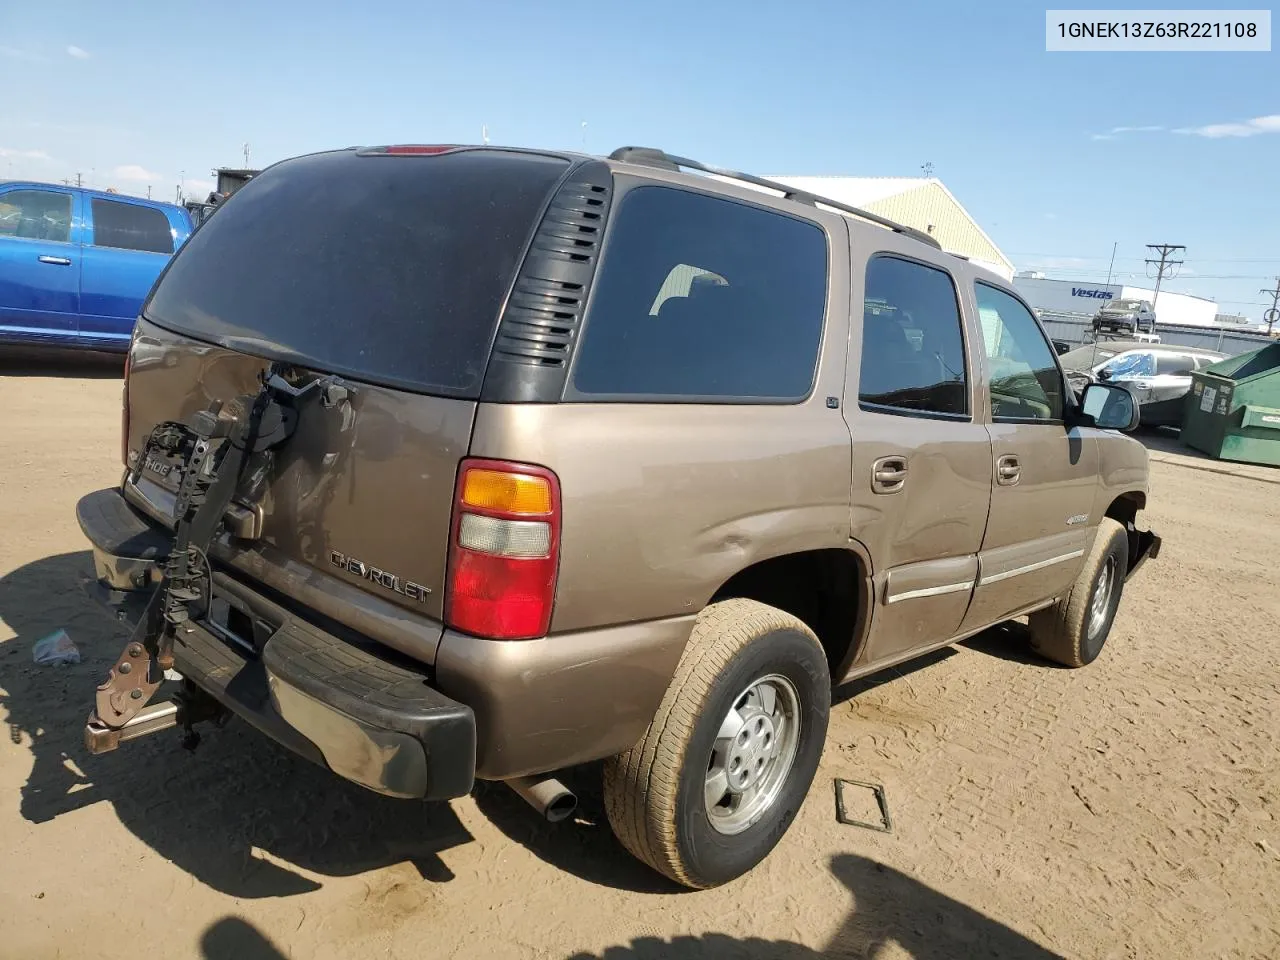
1029 518 1128 667
603 599 830 889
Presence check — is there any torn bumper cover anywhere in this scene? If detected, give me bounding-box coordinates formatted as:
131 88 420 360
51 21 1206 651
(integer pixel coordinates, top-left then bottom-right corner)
77 487 476 801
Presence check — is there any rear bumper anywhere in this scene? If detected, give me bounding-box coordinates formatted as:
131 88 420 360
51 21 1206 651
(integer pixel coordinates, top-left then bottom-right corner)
76 489 475 801
77 487 692 785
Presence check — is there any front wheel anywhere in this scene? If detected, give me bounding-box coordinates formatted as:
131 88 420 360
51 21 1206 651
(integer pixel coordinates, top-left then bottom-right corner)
603 599 830 889
1029 518 1129 667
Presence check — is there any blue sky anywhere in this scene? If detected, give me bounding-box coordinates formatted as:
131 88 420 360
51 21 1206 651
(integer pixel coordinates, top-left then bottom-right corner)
2 0 1277 318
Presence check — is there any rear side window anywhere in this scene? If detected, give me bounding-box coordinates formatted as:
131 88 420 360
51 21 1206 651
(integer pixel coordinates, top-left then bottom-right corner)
571 186 827 400
91 198 174 254
145 149 570 398
859 256 968 417
0 189 72 243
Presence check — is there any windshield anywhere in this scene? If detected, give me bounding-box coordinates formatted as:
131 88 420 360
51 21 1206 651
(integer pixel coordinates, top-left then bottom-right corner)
1107 300 1144 312
1099 352 1155 378
144 149 569 398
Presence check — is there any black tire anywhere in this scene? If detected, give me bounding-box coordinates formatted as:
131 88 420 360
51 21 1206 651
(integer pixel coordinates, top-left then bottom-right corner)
1029 518 1129 667
603 598 830 889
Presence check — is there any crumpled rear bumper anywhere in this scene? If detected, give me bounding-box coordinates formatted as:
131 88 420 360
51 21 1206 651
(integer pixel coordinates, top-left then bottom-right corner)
76 487 476 801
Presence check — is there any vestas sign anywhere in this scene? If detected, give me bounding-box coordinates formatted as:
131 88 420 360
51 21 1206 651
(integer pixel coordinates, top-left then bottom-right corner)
1072 287 1114 300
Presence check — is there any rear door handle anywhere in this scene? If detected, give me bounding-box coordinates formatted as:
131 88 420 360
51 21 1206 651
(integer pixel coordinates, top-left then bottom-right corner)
871 456 909 493
996 454 1021 486
38 255 72 266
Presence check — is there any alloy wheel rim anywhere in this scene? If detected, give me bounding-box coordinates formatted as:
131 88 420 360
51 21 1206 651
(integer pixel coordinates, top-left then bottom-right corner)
1088 556 1116 641
704 674 802 836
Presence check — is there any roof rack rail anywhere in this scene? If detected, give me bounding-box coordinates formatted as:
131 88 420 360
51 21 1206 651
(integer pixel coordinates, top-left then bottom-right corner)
608 146 943 251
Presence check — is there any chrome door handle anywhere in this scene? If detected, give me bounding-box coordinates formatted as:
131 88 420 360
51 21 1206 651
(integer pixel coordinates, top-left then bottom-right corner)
871 456 909 493
996 454 1021 486
38 255 72 266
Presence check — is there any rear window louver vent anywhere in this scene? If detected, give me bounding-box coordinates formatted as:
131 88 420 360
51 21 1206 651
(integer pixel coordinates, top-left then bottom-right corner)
482 162 613 402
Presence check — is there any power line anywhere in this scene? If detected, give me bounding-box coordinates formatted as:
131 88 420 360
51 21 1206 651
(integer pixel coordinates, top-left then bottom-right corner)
1260 277 1280 335
1010 251 1280 263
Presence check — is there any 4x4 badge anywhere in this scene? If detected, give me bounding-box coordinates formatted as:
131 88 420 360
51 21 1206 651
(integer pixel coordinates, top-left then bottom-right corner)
330 550 431 602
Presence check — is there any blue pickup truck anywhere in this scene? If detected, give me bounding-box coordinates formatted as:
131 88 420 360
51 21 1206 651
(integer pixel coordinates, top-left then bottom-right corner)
0 181 192 353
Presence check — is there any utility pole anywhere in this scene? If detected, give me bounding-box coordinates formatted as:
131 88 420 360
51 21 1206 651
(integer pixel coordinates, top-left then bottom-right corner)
74 172 83 187
146 185 152 200
1145 243 1185 320
921 161 935 178
1260 277 1280 336
243 143 251 168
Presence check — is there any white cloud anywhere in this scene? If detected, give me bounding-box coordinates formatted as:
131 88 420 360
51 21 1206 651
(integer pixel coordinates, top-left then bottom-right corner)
1174 114 1280 138
66 45 90 59
1091 124 1163 141
0 147 54 162
112 164 160 182
184 178 216 195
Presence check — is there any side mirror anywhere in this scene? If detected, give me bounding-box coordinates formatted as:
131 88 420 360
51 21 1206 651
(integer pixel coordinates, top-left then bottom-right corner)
1080 383 1140 432
1096 367 1112 381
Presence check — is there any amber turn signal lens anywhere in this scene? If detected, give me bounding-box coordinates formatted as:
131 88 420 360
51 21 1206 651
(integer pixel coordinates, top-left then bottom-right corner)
461 469 552 515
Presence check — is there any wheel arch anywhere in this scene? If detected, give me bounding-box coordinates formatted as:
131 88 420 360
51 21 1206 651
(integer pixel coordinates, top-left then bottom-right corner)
1104 490 1148 572
708 544 873 681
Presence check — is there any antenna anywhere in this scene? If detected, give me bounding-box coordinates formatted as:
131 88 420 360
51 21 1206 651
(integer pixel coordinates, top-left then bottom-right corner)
243 142 251 167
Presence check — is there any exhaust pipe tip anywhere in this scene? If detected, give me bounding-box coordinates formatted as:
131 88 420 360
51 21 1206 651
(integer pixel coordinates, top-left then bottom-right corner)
506 774 578 823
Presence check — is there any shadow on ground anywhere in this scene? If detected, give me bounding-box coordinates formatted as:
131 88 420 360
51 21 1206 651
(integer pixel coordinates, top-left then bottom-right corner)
0 349 124 378
473 765 682 895
960 620 1066 668
566 853 1063 959
201 917 289 960
1 551 473 899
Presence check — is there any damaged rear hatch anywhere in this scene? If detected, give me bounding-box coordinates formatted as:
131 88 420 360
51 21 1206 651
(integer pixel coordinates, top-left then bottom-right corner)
125 146 571 662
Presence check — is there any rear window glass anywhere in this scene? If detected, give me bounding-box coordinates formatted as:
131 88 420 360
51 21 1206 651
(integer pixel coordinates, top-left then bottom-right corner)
571 186 827 400
145 149 569 397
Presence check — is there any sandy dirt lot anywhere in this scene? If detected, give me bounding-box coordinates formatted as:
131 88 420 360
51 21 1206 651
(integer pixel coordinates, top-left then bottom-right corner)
1 363 1277 960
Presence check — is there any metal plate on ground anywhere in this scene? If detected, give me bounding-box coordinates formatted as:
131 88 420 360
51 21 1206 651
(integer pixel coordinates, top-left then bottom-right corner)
835 778 893 833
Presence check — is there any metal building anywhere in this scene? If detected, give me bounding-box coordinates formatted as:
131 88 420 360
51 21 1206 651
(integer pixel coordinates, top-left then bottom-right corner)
766 176 1015 280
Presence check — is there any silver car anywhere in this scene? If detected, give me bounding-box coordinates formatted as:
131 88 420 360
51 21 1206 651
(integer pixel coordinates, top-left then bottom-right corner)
1092 348 1226 426
1093 299 1156 336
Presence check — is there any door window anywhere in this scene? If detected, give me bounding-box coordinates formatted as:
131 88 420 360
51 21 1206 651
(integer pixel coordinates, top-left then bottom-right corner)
858 256 968 417
0 190 72 243
1154 353 1195 376
974 282 1065 422
91 198 174 254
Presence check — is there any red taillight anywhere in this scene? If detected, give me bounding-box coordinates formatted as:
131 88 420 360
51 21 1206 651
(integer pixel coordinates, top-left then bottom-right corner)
381 145 459 155
120 346 132 467
445 459 561 640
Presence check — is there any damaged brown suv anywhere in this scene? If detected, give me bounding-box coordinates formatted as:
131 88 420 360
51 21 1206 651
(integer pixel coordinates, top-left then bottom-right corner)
77 144 1160 890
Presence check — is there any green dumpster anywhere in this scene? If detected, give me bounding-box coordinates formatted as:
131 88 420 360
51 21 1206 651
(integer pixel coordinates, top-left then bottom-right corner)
1182 342 1280 466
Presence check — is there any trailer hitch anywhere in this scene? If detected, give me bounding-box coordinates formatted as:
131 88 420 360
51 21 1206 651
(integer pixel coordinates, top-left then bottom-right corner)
87 364 347 748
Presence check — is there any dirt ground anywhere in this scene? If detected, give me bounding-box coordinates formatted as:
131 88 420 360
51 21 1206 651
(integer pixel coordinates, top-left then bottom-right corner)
1 361 1277 960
